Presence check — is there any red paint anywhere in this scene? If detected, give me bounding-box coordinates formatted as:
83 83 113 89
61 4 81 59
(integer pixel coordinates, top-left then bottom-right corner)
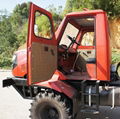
86 64 96 78
36 70 77 98
96 13 110 81
78 46 95 49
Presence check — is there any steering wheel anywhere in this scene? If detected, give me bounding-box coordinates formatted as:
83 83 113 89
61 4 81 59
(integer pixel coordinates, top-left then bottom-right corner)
59 35 80 59
67 35 80 46
59 44 68 51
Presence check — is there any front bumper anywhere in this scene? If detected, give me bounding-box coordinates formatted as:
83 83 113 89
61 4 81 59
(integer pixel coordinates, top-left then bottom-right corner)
3 77 27 87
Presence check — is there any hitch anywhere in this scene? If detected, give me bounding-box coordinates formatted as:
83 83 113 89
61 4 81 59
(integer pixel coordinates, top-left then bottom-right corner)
3 77 27 87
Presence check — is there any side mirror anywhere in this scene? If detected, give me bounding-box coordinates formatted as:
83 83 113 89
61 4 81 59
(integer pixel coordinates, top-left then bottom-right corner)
34 24 38 36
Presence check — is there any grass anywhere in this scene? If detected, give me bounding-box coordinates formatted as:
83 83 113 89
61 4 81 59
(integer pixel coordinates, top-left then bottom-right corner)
112 49 120 64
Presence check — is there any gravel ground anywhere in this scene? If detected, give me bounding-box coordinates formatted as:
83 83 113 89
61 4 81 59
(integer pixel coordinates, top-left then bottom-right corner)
0 70 120 119
0 70 32 119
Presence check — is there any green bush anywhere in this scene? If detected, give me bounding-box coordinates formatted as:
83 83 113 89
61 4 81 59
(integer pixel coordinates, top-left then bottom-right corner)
112 49 120 64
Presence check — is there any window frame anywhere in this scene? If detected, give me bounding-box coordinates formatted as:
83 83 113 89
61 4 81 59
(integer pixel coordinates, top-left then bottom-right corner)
59 22 79 47
33 10 54 40
80 31 95 46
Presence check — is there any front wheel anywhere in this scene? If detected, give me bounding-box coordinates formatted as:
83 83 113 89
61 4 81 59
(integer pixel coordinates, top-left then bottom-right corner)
30 91 72 119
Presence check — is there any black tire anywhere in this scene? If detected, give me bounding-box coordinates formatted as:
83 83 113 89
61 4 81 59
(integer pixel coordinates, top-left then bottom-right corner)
30 91 72 119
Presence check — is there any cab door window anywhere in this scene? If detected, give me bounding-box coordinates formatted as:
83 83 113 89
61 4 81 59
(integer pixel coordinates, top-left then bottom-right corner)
81 32 95 46
59 23 79 47
34 11 52 39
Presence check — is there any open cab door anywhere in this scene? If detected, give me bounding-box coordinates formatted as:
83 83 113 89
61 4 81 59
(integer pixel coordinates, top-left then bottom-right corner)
27 3 57 85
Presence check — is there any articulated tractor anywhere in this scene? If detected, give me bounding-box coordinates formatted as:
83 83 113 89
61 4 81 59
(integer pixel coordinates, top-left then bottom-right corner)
3 3 120 119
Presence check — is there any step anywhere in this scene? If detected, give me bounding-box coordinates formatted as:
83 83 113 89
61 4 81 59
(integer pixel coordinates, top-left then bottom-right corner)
80 109 99 115
82 93 99 96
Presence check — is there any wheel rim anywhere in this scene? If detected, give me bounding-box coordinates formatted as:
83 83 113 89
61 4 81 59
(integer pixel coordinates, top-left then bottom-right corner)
48 107 59 119
37 104 60 119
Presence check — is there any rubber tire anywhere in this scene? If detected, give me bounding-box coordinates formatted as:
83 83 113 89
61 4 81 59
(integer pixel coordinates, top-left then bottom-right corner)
30 91 72 119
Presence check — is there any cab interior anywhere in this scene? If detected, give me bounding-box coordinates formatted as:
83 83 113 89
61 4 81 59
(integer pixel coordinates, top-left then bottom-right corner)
58 16 96 80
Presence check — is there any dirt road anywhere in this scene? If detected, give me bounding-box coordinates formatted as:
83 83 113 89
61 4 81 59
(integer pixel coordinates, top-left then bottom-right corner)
0 70 120 119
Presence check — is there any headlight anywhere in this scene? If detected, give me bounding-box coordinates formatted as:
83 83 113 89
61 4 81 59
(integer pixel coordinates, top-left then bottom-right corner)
12 54 16 62
12 54 17 69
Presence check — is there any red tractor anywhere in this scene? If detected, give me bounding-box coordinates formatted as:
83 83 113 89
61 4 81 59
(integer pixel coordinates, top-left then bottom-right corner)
3 3 120 119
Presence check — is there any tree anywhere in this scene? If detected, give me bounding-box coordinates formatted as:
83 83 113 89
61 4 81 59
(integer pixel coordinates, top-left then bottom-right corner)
13 2 30 19
64 0 120 17
48 5 63 30
92 0 120 17
0 16 17 67
64 0 93 14
10 2 30 47
64 0 73 14
0 2 29 68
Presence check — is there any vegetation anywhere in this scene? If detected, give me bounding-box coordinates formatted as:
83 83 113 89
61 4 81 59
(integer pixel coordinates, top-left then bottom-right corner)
64 0 120 17
112 49 120 64
48 5 63 30
0 3 30 68
0 16 17 67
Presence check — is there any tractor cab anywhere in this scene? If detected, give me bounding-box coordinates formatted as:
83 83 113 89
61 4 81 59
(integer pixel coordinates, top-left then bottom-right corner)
56 10 110 81
57 15 96 80
27 3 110 85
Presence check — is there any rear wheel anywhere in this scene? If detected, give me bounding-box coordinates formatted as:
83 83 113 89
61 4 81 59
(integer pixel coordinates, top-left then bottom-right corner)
30 91 72 119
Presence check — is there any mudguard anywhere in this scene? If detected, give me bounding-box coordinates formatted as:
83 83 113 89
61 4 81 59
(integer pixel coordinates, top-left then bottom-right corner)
35 70 78 99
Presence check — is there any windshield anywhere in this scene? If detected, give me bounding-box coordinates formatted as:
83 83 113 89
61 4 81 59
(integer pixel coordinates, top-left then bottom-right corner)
59 23 79 47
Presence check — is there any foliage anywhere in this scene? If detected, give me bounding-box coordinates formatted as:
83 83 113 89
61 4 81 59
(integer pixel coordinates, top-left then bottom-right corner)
16 21 28 46
112 49 120 64
0 2 29 68
91 0 120 17
35 13 51 37
13 2 29 19
64 0 120 17
48 5 63 30
64 0 93 14
0 17 17 67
